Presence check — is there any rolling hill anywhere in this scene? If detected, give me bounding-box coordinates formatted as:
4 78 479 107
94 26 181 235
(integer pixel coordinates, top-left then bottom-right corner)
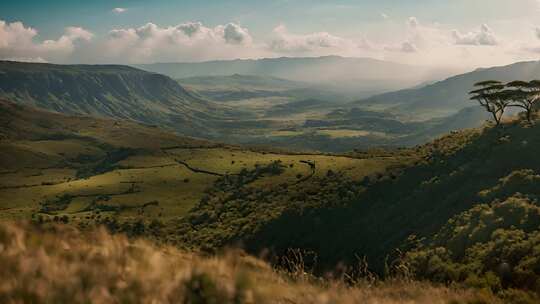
0 61 247 138
0 99 401 226
356 60 540 119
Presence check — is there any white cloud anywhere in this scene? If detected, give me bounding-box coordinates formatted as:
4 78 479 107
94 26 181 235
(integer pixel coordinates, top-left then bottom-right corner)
102 22 256 63
220 23 252 45
65 27 94 41
177 22 203 37
0 20 38 49
268 25 367 55
452 24 498 46
381 13 389 20
2 16 540 69
112 8 127 14
0 20 93 62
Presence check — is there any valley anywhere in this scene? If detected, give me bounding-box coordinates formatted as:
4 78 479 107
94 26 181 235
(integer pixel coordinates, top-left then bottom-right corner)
0 100 408 230
173 65 492 151
0 59 510 153
3 2 540 302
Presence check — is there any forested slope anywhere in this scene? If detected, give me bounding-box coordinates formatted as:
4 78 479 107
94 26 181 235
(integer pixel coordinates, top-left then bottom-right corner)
178 116 540 299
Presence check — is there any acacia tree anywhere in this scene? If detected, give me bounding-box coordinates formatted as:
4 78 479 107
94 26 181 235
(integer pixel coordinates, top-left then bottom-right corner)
469 80 508 126
504 80 540 123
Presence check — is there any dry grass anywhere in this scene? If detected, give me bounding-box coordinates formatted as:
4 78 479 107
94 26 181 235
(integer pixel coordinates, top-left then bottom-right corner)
0 222 500 304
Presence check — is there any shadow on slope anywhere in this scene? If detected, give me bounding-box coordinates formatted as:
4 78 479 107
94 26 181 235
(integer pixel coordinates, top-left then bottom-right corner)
244 120 540 274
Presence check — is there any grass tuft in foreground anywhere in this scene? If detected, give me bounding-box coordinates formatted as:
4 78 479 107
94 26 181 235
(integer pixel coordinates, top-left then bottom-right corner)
0 222 502 304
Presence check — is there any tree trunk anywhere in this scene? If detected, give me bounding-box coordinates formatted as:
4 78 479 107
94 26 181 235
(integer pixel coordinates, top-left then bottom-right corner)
491 111 501 126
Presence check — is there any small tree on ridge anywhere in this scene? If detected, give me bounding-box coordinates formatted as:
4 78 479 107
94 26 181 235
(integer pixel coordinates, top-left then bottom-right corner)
469 80 508 126
504 80 540 123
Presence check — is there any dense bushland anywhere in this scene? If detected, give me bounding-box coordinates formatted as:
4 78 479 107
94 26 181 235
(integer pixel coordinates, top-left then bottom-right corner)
174 116 540 301
405 170 540 293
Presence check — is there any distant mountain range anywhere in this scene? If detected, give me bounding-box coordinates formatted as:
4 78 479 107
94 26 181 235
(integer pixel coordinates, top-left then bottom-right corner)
136 56 453 98
355 60 540 119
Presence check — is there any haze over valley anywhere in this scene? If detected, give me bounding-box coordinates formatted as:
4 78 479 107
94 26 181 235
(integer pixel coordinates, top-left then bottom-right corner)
2 57 534 152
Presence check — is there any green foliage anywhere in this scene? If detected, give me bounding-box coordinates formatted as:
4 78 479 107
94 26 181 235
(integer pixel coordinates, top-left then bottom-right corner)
40 194 73 213
177 160 365 251
176 119 540 299
404 170 540 295
469 81 507 125
75 147 139 178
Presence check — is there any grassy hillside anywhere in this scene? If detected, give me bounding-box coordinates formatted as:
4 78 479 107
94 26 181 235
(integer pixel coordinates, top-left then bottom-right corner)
0 222 502 304
0 100 403 231
356 60 540 119
0 61 246 138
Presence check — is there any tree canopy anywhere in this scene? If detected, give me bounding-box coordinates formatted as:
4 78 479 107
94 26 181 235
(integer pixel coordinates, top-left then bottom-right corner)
469 80 540 124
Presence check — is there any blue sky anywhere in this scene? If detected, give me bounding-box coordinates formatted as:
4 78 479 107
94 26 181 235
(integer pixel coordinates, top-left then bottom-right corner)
1 0 533 38
1 0 540 67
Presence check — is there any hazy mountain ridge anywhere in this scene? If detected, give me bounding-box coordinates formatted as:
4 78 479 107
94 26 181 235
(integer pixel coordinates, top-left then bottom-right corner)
136 56 452 98
356 60 540 119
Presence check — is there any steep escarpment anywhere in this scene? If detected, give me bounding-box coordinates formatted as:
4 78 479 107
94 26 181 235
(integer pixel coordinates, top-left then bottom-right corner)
0 61 245 137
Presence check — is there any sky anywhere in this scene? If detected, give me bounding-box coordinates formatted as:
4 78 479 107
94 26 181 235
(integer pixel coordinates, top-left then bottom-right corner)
1 0 540 69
